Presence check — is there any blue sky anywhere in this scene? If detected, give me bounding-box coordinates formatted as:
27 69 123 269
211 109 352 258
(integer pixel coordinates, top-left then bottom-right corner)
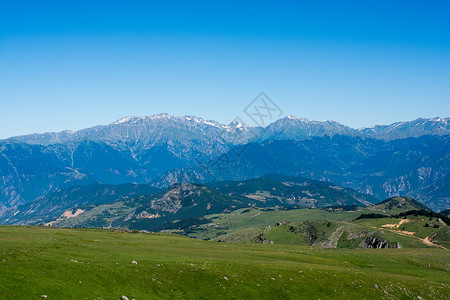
0 1 449 138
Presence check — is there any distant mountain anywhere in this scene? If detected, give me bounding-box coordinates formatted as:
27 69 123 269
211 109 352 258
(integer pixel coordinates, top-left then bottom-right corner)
8 113 257 148
0 183 158 225
259 116 450 141
257 116 356 141
0 114 449 213
206 174 378 208
359 117 450 140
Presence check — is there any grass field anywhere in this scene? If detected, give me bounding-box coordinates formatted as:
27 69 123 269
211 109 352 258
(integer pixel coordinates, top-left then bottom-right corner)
1 226 449 299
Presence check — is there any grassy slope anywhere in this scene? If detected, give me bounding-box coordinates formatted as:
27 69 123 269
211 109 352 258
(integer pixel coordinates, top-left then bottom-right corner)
178 208 364 241
355 217 442 238
432 227 450 248
262 220 439 249
264 221 366 248
0 226 449 299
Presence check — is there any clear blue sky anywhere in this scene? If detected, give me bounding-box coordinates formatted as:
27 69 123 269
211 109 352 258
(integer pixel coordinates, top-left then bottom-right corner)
0 1 449 138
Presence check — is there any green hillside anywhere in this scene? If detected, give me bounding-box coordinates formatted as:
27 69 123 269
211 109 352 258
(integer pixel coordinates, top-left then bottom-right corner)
168 207 365 242
368 196 431 214
260 215 448 249
354 213 449 249
46 183 250 231
262 221 385 248
167 201 448 249
0 226 449 299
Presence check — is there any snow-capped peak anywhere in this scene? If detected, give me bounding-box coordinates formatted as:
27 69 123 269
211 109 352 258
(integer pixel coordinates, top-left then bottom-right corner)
146 113 171 120
113 116 140 124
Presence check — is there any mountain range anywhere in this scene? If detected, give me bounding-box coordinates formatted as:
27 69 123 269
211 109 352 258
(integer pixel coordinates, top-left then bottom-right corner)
9 114 450 145
0 114 449 218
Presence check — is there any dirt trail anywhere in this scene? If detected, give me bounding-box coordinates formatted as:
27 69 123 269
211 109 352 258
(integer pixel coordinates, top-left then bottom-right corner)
381 218 410 229
250 212 262 218
438 218 447 226
421 234 447 250
370 226 448 250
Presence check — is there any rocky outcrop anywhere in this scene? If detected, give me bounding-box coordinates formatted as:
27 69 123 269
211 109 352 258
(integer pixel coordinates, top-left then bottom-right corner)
254 233 273 244
361 236 399 249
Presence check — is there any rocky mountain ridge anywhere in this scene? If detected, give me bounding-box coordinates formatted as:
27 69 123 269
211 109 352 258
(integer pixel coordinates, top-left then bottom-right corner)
7 114 450 146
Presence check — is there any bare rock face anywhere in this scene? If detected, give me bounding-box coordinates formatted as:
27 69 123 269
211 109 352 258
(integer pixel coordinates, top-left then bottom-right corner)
361 236 399 249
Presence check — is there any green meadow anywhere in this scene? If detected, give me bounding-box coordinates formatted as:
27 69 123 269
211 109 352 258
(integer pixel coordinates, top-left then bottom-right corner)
1 226 449 299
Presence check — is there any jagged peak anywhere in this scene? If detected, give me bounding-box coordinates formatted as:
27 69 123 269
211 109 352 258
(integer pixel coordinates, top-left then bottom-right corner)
226 119 251 129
